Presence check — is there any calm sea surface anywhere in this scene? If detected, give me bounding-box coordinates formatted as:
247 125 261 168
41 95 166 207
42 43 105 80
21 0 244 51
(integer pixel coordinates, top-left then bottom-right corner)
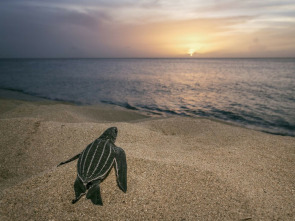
0 58 294 136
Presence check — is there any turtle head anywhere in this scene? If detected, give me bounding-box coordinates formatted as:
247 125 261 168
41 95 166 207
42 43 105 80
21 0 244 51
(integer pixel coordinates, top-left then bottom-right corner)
99 127 118 143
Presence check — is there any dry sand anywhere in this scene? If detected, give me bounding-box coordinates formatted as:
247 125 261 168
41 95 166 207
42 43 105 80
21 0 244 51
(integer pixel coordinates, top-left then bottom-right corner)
0 98 294 220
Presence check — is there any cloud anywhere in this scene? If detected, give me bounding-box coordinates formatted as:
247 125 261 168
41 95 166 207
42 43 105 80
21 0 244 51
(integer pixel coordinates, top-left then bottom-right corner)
0 2 114 57
0 0 295 58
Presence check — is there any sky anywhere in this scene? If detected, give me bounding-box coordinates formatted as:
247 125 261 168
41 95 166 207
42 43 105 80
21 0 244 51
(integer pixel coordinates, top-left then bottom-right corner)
1 0 295 58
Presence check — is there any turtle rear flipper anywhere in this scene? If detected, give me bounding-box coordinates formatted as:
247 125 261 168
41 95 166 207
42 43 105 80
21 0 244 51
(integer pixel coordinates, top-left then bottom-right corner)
114 146 127 193
72 177 86 204
86 182 103 205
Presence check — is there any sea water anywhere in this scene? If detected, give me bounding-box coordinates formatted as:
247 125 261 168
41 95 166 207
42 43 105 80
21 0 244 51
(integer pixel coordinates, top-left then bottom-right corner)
0 58 294 136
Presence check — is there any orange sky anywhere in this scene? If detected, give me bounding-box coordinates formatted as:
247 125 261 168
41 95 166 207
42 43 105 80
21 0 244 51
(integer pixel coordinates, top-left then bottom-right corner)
1 1 295 58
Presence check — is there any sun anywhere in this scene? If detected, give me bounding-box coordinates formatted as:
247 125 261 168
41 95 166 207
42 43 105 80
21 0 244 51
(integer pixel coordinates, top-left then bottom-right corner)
188 48 195 56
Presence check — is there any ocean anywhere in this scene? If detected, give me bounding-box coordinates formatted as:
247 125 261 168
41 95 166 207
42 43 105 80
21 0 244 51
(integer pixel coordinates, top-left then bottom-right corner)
0 58 294 136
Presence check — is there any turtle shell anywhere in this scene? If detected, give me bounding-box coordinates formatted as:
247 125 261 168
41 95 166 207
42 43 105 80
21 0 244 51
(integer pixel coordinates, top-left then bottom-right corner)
77 138 115 184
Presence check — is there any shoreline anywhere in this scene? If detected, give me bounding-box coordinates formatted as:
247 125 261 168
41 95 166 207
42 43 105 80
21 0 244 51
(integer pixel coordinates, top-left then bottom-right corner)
0 92 295 220
1 88 294 137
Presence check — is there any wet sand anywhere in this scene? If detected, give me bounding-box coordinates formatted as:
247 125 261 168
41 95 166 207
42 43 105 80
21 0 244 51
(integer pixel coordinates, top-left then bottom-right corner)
0 98 294 220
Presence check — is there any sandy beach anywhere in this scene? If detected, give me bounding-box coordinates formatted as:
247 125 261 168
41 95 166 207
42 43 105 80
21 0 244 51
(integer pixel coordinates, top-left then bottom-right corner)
0 97 294 220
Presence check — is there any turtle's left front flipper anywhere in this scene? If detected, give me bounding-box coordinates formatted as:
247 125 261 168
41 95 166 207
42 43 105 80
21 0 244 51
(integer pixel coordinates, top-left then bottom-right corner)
114 146 127 193
57 153 80 167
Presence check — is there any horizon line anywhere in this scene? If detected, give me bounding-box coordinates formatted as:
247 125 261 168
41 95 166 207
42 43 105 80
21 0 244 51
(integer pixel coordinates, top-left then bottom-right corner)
1 56 295 60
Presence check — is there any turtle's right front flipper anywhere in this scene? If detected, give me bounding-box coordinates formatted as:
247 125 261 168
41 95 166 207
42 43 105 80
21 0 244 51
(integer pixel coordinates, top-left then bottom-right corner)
57 153 81 167
114 146 127 193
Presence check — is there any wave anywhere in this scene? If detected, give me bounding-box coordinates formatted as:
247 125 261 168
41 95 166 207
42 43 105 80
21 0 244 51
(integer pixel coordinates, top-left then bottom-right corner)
100 100 295 137
101 100 139 111
0 87 82 104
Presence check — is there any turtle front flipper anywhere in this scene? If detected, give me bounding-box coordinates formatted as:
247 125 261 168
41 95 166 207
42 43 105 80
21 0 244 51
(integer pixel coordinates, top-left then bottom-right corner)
86 180 103 205
57 153 81 167
72 177 86 204
114 146 127 193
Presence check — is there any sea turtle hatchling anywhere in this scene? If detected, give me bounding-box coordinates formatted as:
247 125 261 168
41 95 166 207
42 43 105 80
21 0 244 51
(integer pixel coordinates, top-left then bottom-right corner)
57 127 127 205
